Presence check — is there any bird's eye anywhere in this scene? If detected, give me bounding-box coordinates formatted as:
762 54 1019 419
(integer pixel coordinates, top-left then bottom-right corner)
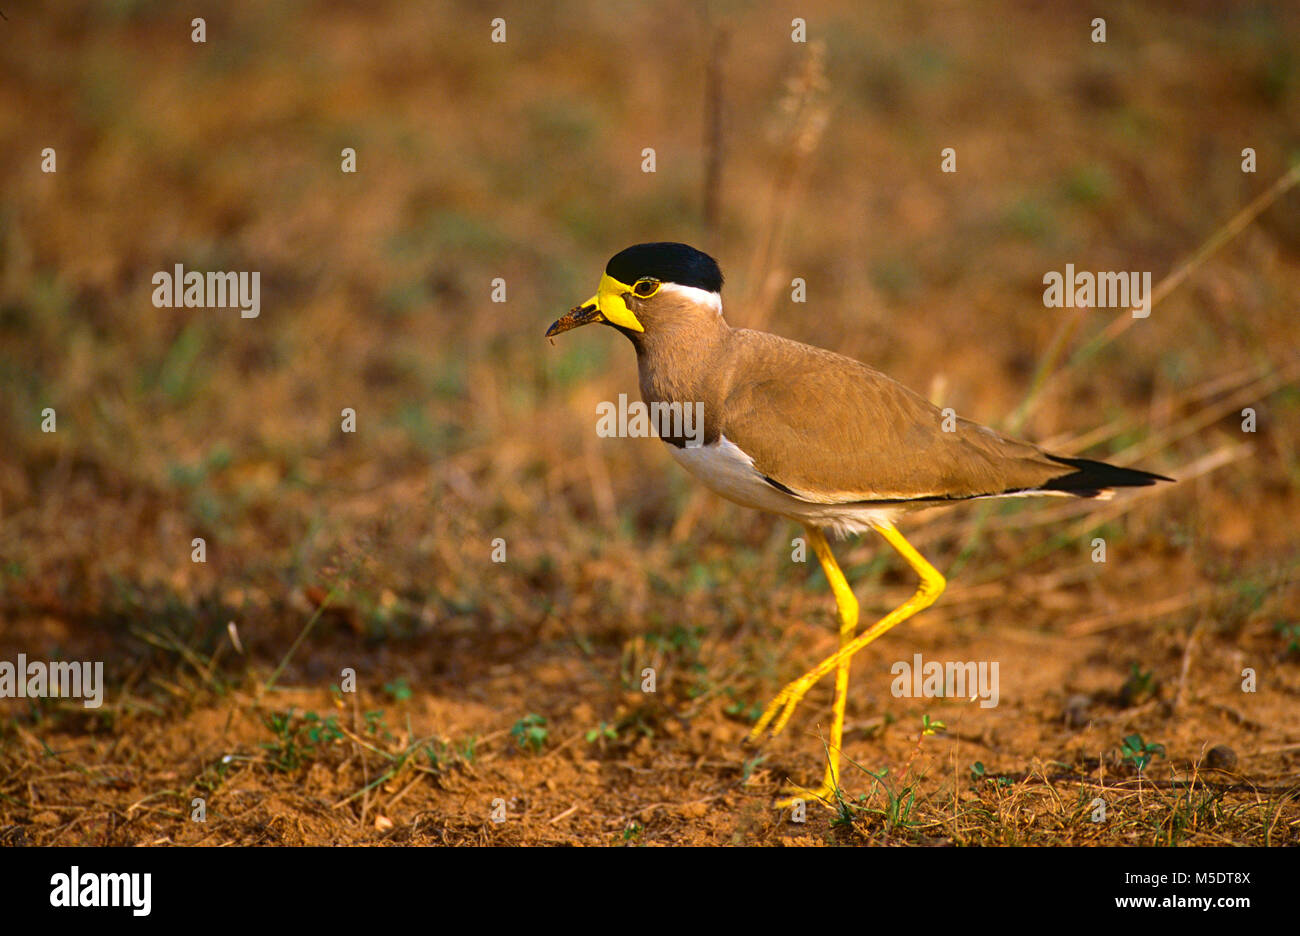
633 278 661 298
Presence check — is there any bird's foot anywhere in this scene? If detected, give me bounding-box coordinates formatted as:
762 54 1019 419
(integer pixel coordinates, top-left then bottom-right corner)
746 675 816 742
775 779 837 811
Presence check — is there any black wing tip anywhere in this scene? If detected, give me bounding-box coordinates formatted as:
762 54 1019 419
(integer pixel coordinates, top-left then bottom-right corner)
1040 455 1174 497
761 473 800 496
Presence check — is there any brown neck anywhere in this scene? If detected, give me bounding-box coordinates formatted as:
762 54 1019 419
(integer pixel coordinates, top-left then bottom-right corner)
628 298 732 445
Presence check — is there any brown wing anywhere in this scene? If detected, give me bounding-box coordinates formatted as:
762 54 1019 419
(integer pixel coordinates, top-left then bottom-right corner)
717 330 1072 503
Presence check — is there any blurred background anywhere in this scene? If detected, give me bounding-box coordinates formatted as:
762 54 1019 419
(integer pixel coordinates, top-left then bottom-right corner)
0 1 1297 845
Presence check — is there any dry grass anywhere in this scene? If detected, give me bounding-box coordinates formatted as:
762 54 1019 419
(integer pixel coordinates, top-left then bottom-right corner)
1 0 1299 845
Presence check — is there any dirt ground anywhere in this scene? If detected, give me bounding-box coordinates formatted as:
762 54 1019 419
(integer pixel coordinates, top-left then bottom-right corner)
1 1 1298 846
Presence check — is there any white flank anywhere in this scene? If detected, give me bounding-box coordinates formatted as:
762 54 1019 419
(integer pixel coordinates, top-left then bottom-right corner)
667 434 903 536
667 435 1091 536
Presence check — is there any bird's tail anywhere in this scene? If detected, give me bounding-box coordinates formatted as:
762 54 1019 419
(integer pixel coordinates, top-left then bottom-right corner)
1036 455 1174 499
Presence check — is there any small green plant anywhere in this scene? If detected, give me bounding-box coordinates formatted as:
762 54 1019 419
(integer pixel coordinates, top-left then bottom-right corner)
262 710 302 770
422 737 475 775
969 761 1012 788
920 714 946 736
194 756 232 795
585 722 617 744
1164 786 1229 846
825 770 862 830
363 709 393 741
1120 733 1166 772
645 624 705 662
302 711 344 745
511 714 548 753
1274 620 1300 656
1121 663 1158 705
261 709 343 771
853 766 918 832
459 735 478 764
423 739 450 771
723 689 763 723
383 678 412 701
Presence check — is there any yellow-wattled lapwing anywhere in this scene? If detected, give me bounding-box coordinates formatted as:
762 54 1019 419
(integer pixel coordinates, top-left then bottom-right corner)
546 242 1172 807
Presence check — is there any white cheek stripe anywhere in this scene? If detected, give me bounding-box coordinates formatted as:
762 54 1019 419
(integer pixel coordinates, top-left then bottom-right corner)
658 283 722 315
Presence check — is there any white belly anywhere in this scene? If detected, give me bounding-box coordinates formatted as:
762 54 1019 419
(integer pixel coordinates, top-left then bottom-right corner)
666 435 902 537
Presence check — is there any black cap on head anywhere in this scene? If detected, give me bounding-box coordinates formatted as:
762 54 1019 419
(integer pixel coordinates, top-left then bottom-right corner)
606 243 723 293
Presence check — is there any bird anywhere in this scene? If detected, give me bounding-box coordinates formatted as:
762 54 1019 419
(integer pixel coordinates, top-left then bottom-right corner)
546 242 1172 808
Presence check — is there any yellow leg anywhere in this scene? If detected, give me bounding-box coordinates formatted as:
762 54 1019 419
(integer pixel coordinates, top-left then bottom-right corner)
748 521 946 807
768 525 857 806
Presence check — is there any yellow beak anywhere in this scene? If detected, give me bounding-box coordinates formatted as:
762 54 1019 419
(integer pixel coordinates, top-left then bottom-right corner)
545 273 645 337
